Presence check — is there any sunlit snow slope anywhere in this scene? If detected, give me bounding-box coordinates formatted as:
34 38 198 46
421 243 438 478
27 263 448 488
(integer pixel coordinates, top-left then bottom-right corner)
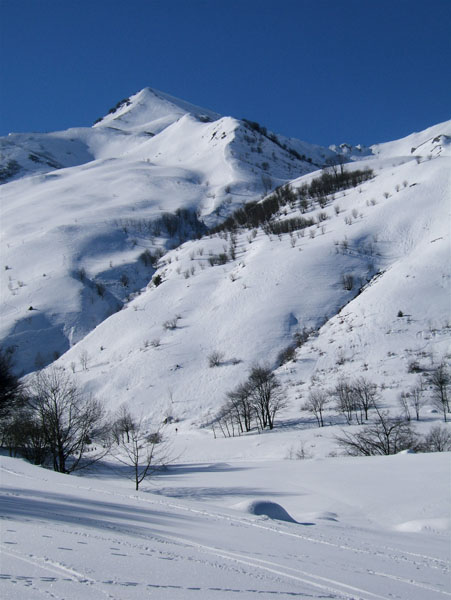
1 88 322 373
38 119 450 435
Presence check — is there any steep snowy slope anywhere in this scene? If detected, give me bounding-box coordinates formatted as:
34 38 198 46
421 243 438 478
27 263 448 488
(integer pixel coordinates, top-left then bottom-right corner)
43 124 451 445
0 88 219 183
1 88 323 374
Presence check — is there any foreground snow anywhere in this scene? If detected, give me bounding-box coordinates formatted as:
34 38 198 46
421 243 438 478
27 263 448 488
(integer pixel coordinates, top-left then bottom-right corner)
1 452 450 599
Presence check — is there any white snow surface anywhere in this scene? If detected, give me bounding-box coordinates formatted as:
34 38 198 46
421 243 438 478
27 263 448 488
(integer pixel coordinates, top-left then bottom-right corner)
1 451 450 600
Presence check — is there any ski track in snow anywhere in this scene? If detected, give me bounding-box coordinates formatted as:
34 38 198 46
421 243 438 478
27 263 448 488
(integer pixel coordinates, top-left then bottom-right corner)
1 459 450 600
2 517 449 600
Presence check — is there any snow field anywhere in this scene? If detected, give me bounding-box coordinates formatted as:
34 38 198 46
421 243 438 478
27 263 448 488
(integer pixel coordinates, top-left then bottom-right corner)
1 451 450 600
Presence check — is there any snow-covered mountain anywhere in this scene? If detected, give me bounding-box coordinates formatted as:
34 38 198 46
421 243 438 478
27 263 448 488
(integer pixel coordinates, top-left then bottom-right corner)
1 87 336 374
1 89 450 440
1 88 450 600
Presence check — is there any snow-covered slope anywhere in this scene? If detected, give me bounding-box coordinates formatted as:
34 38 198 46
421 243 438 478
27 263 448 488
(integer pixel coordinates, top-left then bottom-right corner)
371 119 451 159
93 87 221 133
41 135 450 438
1 88 324 373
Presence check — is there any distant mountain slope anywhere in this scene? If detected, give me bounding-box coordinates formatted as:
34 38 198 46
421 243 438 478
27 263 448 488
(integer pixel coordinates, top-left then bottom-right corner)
371 119 451 158
1 89 449 420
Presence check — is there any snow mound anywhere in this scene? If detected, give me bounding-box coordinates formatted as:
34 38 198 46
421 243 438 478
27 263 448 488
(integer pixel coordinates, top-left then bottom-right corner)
304 511 339 522
395 518 451 533
233 499 297 523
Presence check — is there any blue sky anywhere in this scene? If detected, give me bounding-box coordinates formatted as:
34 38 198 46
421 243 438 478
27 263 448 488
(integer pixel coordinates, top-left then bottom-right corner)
0 0 450 146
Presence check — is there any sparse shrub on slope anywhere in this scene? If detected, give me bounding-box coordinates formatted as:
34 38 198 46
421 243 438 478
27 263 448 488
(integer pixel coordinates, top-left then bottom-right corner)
208 351 224 368
308 167 373 198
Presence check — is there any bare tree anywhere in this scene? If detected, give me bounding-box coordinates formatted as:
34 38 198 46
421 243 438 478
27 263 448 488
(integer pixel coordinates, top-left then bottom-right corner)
398 391 411 422
421 424 451 452
113 404 136 442
430 364 450 421
226 382 254 433
334 379 357 424
213 403 239 438
261 174 272 195
335 412 418 456
79 349 89 371
302 390 329 427
29 367 108 473
248 364 285 430
334 378 377 424
342 273 354 291
2 407 48 465
408 381 425 421
208 350 224 368
352 378 378 421
111 407 170 490
0 349 28 453
0 348 24 420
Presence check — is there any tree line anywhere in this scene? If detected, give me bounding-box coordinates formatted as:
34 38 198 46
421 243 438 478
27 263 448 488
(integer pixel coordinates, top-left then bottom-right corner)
211 166 374 234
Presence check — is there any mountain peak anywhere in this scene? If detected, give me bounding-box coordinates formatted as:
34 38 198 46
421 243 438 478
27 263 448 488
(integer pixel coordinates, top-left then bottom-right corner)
94 87 221 134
